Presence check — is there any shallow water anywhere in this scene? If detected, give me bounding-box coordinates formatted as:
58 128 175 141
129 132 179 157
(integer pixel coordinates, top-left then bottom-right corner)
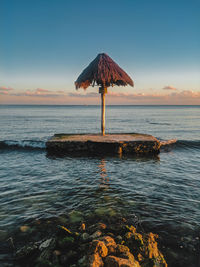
0 105 200 266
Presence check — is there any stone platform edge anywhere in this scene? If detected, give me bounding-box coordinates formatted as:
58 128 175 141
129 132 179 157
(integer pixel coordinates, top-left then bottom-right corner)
46 133 161 156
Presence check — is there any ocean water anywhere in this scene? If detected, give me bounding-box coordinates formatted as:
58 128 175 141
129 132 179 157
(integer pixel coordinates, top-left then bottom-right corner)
0 105 200 266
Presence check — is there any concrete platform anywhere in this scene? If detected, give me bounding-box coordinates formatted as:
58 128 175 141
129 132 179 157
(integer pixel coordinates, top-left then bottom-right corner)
46 133 161 156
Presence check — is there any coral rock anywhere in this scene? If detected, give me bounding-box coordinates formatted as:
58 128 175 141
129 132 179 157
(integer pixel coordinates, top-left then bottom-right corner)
90 240 108 257
88 253 104 267
116 244 130 255
99 236 116 254
105 255 140 267
98 223 107 230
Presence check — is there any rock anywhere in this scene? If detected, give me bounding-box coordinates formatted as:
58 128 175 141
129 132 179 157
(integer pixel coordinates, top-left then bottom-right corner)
105 255 140 267
107 208 117 217
137 253 144 262
88 253 104 267
90 240 108 257
60 250 77 265
116 244 130 254
35 259 53 267
20 225 30 233
100 236 116 246
78 255 87 266
106 232 115 237
124 231 144 248
115 235 123 243
69 210 83 223
98 223 107 230
99 236 116 254
119 251 135 262
125 232 133 240
0 230 8 241
125 225 136 233
91 231 102 239
95 207 108 217
80 223 86 231
53 250 61 256
132 233 144 247
39 238 54 251
38 238 56 260
81 232 90 242
145 233 167 266
146 232 159 258
15 243 38 260
52 253 60 266
58 236 75 248
58 215 68 225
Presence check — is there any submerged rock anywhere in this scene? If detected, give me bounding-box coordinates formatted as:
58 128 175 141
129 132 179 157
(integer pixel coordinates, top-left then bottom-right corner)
91 230 102 239
81 232 90 242
58 236 75 248
20 225 31 233
15 243 38 260
39 238 55 251
35 258 53 267
69 210 83 223
60 250 77 265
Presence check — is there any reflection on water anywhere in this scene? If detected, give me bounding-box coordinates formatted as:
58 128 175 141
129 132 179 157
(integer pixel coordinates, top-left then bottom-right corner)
0 148 199 266
98 159 109 190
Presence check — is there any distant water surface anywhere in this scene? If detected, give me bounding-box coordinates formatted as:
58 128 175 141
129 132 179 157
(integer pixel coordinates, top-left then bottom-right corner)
0 105 200 266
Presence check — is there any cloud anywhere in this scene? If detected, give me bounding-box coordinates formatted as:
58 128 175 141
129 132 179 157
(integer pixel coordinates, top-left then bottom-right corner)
36 88 50 92
66 90 200 104
12 88 67 98
0 91 9 95
68 92 98 98
0 86 13 91
163 85 177 90
1 86 199 105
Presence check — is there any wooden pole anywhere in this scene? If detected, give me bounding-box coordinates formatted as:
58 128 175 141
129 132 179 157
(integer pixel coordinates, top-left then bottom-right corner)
101 91 105 136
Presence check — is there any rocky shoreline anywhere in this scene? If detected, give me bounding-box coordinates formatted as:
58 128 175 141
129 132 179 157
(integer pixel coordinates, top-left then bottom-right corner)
13 215 167 267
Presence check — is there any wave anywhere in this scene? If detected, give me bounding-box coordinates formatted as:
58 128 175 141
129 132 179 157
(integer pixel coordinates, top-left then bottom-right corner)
160 139 200 150
0 139 199 152
149 122 171 126
0 140 46 150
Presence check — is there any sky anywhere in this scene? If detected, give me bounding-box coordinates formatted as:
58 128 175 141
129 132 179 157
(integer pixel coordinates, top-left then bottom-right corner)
0 0 200 105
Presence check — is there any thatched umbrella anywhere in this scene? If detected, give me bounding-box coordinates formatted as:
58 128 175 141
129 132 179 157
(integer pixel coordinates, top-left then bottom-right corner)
75 53 134 135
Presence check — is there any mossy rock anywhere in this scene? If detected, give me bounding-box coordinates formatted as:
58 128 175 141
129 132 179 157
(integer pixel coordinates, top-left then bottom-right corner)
94 207 116 217
69 210 83 223
35 259 53 267
58 236 75 248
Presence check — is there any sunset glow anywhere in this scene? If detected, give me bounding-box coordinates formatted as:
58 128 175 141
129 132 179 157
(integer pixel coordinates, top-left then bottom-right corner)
1 0 199 105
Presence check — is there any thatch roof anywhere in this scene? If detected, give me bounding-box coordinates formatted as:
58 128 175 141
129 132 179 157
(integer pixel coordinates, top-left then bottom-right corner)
75 53 134 89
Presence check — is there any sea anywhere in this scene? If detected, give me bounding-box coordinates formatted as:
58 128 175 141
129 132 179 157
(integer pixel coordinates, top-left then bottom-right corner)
0 105 200 266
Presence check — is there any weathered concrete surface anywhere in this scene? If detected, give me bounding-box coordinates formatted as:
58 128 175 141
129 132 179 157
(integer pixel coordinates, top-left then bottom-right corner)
46 133 160 156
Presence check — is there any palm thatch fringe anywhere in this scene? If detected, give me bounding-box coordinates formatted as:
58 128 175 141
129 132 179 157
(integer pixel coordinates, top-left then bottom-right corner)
75 53 134 89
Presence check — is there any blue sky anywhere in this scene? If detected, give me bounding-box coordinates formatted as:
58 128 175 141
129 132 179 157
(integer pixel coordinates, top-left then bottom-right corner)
0 0 200 104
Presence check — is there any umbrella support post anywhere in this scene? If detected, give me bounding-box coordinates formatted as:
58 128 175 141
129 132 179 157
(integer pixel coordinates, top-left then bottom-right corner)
99 87 107 136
